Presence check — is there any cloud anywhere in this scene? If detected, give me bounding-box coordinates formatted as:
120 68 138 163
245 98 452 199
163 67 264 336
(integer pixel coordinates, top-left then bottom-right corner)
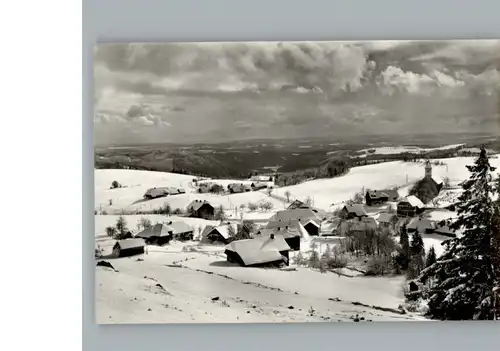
94 40 500 144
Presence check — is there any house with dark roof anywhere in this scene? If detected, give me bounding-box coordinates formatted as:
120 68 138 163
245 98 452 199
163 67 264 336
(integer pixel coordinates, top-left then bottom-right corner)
227 183 252 193
187 200 215 219
339 204 368 219
224 233 291 267
365 189 399 206
202 222 238 244
337 217 378 236
112 238 145 257
397 196 425 217
266 208 321 236
135 223 173 246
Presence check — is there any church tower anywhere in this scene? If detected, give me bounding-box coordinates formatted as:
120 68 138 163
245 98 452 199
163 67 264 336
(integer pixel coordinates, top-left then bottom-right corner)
424 159 432 179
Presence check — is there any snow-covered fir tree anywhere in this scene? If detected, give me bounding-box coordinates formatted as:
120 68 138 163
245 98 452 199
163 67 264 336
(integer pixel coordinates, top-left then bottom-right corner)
408 231 425 280
425 246 437 268
416 147 497 320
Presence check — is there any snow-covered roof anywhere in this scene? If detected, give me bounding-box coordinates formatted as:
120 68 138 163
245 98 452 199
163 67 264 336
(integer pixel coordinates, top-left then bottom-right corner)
268 209 320 226
402 195 425 208
167 221 193 235
343 204 368 217
135 223 172 239
114 238 145 250
377 213 395 223
434 225 455 236
208 223 238 239
407 217 435 232
225 234 290 266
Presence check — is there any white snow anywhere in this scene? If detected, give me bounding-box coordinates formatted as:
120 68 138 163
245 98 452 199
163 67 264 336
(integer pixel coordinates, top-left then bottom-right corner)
357 144 465 156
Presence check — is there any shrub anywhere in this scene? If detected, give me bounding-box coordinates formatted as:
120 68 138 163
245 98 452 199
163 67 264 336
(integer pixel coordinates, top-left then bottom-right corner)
261 201 273 211
111 180 121 189
172 208 183 215
292 251 306 266
365 256 391 276
285 190 292 203
248 202 258 211
209 184 225 194
105 226 117 238
138 217 152 230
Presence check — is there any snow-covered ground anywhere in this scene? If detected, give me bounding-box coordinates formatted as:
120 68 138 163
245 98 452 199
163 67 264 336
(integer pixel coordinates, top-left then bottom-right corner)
96 244 425 324
356 144 465 157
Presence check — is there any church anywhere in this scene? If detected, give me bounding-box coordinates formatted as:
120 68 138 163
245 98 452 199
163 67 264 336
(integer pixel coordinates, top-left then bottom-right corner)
408 160 443 205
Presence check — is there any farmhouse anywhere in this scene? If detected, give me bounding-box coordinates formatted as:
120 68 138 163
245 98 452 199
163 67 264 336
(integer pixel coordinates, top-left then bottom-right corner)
198 182 215 193
135 223 172 246
250 181 268 191
202 222 238 244
336 216 378 236
112 238 145 257
249 175 274 182
257 227 301 251
143 187 169 199
397 196 425 217
365 189 399 206
407 217 435 234
224 233 291 267
227 183 252 193
167 221 194 241
187 200 215 219
266 208 321 236
376 212 396 227
339 204 368 219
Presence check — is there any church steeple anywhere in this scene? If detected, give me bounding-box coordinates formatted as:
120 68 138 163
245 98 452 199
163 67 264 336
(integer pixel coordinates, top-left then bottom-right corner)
425 159 432 178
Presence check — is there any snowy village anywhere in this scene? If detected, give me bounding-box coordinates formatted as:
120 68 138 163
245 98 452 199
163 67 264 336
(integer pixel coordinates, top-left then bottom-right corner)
94 40 500 324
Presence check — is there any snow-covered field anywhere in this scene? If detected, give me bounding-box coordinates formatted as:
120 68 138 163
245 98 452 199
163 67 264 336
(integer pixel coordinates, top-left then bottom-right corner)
356 144 465 157
96 244 425 324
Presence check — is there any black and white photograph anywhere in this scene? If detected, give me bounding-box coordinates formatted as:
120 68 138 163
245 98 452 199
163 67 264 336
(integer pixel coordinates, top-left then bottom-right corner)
94 40 500 324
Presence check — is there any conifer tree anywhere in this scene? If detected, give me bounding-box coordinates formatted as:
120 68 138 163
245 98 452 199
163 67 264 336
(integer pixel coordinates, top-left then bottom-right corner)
408 231 425 279
425 245 437 268
395 224 410 271
416 147 497 320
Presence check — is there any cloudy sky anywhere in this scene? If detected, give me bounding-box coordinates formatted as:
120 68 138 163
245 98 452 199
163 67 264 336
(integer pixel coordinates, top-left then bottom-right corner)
94 40 500 145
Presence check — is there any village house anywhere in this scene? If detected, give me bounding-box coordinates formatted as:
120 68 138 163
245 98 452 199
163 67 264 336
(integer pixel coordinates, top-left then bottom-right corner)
143 186 185 199
187 199 215 219
339 204 368 220
336 216 378 236
198 182 215 193
397 195 425 217
406 217 435 234
224 233 291 267
167 221 194 241
256 226 303 251
250 181 268 191
227 183 252 194
365 189 399 206
376 212 396 227
112 238 145 257
202 222 238 244
266 208 321 236
287 200 322 215
143 187 169 200
135 223 173 246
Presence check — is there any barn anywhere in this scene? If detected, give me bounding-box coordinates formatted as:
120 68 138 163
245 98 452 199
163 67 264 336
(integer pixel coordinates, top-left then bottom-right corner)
135 223 172 246
227 183 252 193
339 204 368 219
257 226 303 251
397 196 425 217
112 238 145 257
143 187 169 199
407 217 435 234
266 208 321 236
167 221 194 241
187 200 215 219
365 189 399 206
224 233 291 267
202 222 239 244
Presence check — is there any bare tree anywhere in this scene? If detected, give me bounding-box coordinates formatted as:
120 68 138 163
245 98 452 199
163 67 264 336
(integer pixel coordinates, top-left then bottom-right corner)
284 190 291 203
